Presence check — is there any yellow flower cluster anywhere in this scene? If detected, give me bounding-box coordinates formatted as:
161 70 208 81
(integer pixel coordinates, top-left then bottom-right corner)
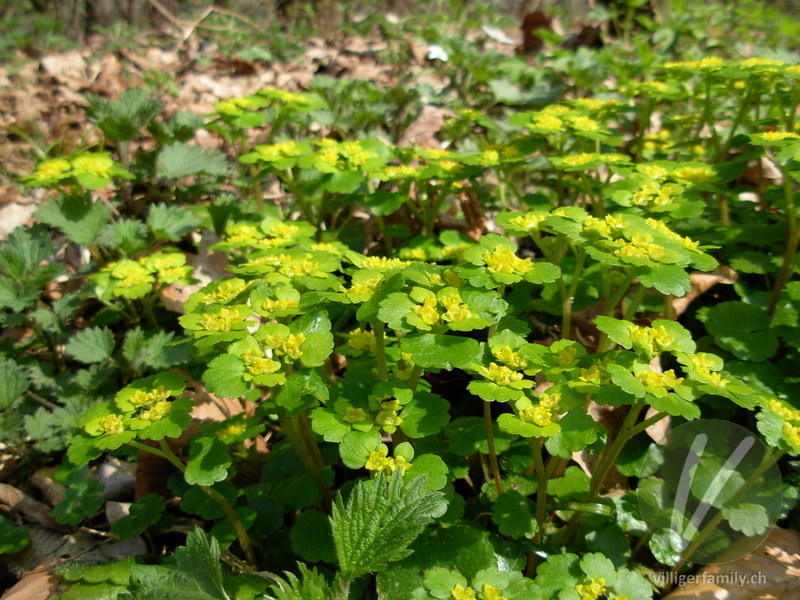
688 354 729 387
520 392 561 427
768 400 800 449
345 276 383 298
342 407 368 424
374 398 403 432
203 280 247 305
264 332 306 360
139 401 172 422
99 414 125 435
71 154 113 177
491 345 528 369
509 212 546 232
636 369 684 391
569 115 601 132
645 218 700 250
129 385 170 407
614 233 665 261
483 245 533 275
664 56 725 70
113 261 152 289
631 182 682 207
672 165 714 184
278 255 319 277
346 328 377 354
583 214 624 238
200 308 244 332
380 164 420 179
630 324 676 354
362 256 410 270
440 292 472 323
563 153 596 167
449 584 506 600
364 446 412 474
412 296 440 326
261 298 299 314
242 348 281 377
555 346 579 368
579 362 610 385
254 140 303 161
482 362 525 386
575 578 606 600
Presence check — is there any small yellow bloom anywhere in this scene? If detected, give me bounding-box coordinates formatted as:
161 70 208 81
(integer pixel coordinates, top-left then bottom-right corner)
520 404 553 427
139 401 171 422
483 362 524 386
265 332 306 360
261 298 299 313
99 414 125 435
411 296 440 326
672 166 714 184
575 578 606 600
483 245 532 276
492 345 528 369
362 256 409 270
129 386 169 407
34 158 71 180
555 346 579 367
570 116 601 132
200 308 244 332
562 153 595 167
346 328 376 354
451 584 477 600
342 407 368 424
71 154 112 177
481 584 507 600
345 276 383 297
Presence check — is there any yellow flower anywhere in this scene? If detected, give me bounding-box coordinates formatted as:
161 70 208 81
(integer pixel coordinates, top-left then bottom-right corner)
532 113 564 131
483 362 524 386
219 422 247 438
279 255 318 277
243 350 281 376
342 407 368 424
492 345 528 369
347 328 376 354
200 308 244 332
579 364 605 384
365 447 392 471
636 369 684 391
672 165 714 184
483 245 532 275
139 401 171 422
265 332 306 360
440 293 472 323
345 276 383 298
481 149 501 165
412 295 440 326
481 584 507 600
784 423 800 448
570 116 601 132
71 154 113 177
113 262 152 288
34 158 71 180
520 404 553 427
451 584 477 600
575 578 606 600
562 153 595 167
99 414 125 435
640 164 670 180
539 392 561 409
129 386 169 407
227 225 262 243
362 256 409 270
769 399 800 424
261 298 299 313
509 212 546 232
555 346 579 367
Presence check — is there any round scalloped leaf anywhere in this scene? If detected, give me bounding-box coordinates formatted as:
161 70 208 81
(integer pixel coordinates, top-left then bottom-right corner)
492 489 537 539
109 494 166 541
544 410 601 458
53 478 105 525
534 552 582 597
406 453 449 491
497 413 559 438
400 391 450 438
401 334 482 370
185 436 233 486
339 429 382 469
290 510 336 563
202 354 250 399
423 567 468 598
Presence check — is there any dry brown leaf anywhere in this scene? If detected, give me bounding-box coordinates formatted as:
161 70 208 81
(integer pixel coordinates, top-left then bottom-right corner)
40 51 90 89
29 468 65 507
0 484 60 530
0 568 56 600
662 527 800 600
0 203 37 242
672 266 739 317
398 105 456 149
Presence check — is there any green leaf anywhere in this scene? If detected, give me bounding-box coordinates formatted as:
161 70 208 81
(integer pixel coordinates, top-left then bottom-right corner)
35 196 110 245
406 453 449 491
637 263 691 296
0 515 30 554
545 410 601 458
700 301 778 361
265 564 342 600
594 316 633 348
156 142 231 178
339 430 382 469
0 359 29 408
401 334 482 370
53 478 105 525
202 354 249 398
148 203 202 241
109 495 166 541
87 88 162 143
57 557 135 585
66 327 115 363
131 528 250 600
492 490 537 539
722 502 770 537
400 391 450 438
98 218 149 255
185 437 232 486
331 471 446 580
547 466 590 500
290 510 336 563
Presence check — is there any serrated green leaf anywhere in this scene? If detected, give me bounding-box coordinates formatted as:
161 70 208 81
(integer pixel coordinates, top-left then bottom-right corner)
721 502 770 537
202 354 249 399
0 359 29 408
331 471 445 580
66 327 115 364
147 203 202 241
35 196 110 245
156 142 231 179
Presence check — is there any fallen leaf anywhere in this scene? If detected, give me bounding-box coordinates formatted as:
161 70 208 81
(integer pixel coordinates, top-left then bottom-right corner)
398 105 456 149
29 468 65 506
0 483 60 530
672 266 739 317
0 568 56 600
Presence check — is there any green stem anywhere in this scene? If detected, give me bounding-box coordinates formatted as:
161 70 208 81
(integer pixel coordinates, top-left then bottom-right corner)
596 273 636 352
483 401 503 496
372 320 389 381
529 438 547 546
560 248 586 340
622 284 647 321
129 440 257 567
767 153 798 314
278 410 333 509
407 364 424 391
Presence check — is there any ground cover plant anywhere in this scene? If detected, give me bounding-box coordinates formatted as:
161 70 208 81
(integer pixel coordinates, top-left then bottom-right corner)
1 0 800 598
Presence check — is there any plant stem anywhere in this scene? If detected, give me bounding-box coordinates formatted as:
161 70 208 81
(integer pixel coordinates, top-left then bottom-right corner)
483 401 503 496
529 438 547 545
278 410 332 509
372 320 389 381
560 248 586 340
128 440 257 567
596 273 636 352
767 152 798 314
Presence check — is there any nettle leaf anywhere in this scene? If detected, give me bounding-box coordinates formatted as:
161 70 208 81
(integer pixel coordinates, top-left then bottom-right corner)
148 203 202 241
401 334 481 370
109 494 166 541
156 142 232 179
66 327 115 363
545 410 601 458
722 502 770 537
36 196 110 245
185 436 233 486
290 510 336 563
492 490 537 539
331 471 446 581
700 301 778 361
98 218 149 255
0 359 29 408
